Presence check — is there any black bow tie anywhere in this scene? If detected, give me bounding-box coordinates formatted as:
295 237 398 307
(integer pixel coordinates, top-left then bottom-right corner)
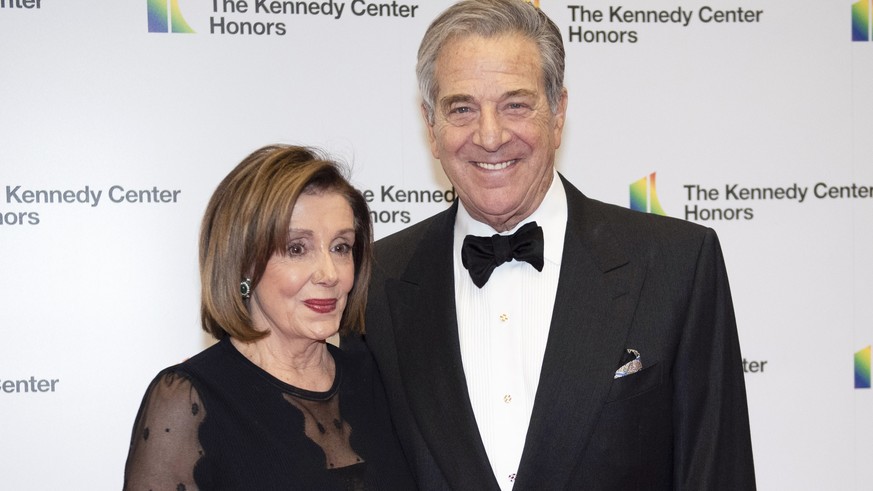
461 221 544 288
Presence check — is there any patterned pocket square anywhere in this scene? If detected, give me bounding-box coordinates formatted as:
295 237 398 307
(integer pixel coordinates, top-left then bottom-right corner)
614 348 642 378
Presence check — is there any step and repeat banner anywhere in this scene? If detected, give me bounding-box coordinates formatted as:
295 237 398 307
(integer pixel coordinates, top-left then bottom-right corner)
1 0 871 488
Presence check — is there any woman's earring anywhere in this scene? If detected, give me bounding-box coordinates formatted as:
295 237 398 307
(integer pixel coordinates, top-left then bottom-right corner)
240 278 252 299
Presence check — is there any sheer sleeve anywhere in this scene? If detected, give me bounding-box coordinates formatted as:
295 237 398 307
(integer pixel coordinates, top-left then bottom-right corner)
123 370 206 491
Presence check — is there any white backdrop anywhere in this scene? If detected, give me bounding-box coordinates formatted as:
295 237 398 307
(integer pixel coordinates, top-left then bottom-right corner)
1 0 871 488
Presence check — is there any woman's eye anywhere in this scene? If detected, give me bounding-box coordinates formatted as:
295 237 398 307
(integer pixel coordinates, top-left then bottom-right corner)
333 243 352 255
287 243 305 255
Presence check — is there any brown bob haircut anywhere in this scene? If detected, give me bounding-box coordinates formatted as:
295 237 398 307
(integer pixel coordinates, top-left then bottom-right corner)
199 144 373 342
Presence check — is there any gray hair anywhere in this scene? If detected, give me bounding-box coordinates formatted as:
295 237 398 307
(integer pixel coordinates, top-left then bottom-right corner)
417 0 565 124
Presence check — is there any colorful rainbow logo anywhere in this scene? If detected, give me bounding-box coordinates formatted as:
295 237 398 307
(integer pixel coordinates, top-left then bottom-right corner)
853 0 872 42
856 346 871 389
148 0 194 33
630 172 666 216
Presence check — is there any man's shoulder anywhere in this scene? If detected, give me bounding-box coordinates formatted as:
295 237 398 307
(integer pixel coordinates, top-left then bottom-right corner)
563 182 715 257
582 195 708 238
373 206 455 266
375 211 444 248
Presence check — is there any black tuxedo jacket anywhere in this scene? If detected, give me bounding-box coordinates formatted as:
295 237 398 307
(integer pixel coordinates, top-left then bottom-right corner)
363 176 755 490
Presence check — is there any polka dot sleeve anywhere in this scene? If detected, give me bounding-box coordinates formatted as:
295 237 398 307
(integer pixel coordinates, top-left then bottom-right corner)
123 370 205 491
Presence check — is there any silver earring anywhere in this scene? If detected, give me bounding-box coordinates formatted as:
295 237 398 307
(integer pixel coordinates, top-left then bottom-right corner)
240 278 252 299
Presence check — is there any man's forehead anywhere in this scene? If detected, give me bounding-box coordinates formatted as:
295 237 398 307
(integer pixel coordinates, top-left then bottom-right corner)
438 32 537 58
434 35 542 90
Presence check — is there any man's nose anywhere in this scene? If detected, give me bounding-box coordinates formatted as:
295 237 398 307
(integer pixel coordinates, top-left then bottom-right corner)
472 108 510 151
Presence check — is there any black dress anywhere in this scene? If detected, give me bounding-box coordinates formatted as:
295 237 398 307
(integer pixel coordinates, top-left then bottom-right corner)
123 337 416 490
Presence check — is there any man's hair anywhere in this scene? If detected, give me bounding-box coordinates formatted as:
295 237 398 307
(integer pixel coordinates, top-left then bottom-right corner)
417 0 565 124
199 144 373 341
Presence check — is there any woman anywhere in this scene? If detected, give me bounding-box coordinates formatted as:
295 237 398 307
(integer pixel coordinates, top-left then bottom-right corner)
123 145 415 490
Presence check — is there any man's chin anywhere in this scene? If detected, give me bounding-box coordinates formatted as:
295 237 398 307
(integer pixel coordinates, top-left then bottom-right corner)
466 199 531 228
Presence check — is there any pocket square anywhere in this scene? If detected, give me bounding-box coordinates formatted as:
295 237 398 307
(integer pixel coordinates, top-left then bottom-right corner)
614 348 642 379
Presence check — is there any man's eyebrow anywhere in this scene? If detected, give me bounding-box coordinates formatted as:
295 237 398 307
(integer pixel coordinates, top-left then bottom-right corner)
504 89 537 99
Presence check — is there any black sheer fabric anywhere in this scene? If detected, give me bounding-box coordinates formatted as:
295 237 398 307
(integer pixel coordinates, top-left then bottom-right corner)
123 338 414 490
125 372 205 490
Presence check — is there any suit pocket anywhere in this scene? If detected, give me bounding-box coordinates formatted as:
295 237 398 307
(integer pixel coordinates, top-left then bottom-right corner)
605 362 663 403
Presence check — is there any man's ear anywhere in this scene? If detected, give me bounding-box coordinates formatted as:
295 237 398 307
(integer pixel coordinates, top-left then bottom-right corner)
553 88 568 149
421 103 440 159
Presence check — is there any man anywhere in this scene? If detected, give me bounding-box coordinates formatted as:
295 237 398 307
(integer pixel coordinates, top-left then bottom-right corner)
363 0 756 489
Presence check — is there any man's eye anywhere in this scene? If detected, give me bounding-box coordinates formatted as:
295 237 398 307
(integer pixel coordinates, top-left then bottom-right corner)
445 106 477 125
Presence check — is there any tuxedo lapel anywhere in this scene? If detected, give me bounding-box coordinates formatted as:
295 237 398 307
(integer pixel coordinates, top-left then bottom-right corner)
386 205 500 490
514 178 645 489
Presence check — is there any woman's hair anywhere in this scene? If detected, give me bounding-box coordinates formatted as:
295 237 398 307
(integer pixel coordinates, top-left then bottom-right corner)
199 144 373 341
417 0 565 124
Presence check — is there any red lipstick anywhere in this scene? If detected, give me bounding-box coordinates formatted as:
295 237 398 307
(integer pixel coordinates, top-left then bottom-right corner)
303 298 337 314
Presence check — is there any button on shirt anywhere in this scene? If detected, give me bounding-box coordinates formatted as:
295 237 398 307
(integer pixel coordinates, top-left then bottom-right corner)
453 173 567 490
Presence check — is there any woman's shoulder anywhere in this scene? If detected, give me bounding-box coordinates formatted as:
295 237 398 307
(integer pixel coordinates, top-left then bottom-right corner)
170 337 235 378
141 366 203 416
328 340 376 372
137 338 230 403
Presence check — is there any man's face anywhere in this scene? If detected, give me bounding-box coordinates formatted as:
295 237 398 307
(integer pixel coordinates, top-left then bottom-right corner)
425 33 567 231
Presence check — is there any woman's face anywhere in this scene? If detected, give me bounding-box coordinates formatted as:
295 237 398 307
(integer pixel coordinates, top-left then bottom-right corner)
249 191 356 343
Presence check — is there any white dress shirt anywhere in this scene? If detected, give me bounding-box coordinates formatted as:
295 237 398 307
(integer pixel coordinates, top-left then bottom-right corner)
453 172 567 490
